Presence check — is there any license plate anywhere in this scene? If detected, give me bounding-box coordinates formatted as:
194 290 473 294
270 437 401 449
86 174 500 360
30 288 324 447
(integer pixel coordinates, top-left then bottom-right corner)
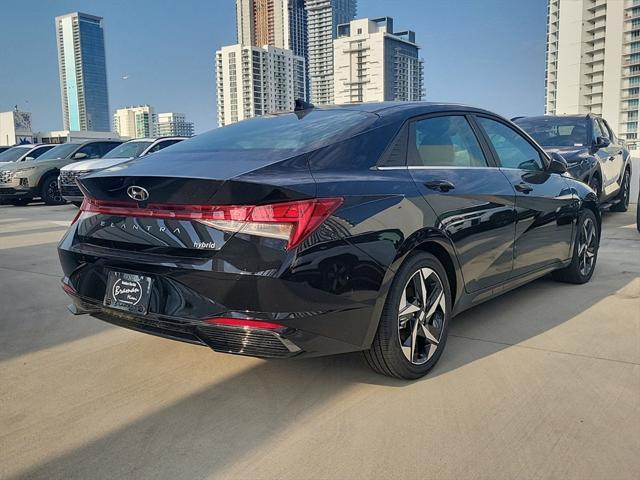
103 271 153 314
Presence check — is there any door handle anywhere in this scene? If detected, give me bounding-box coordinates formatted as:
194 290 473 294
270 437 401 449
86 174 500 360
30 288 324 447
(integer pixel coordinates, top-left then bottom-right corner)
424 180 455 192
514 182 533 194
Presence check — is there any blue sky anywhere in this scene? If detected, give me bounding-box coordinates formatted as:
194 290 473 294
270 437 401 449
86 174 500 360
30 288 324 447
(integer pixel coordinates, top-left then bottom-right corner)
0 0 546 133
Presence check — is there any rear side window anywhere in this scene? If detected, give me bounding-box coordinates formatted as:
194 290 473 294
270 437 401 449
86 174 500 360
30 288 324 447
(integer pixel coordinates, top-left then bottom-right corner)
147 139 183 153
410 115 487 167
29 146 55 159
477 117 544 171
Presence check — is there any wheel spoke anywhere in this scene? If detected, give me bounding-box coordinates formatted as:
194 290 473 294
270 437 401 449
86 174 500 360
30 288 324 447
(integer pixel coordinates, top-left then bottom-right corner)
410 318 420 362
424 290 444 322
420 322 439 345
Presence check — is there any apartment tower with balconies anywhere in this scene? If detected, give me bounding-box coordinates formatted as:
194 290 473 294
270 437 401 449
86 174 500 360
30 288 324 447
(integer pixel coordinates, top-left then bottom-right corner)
545 0 640 147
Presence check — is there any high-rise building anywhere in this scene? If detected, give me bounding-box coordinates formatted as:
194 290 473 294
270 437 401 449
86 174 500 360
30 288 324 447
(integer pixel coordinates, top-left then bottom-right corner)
236 0 307 58
156 112 195 137
216 44 306 126
55 12 110 132
306 0 357 105
545 0 640 147
334 17 423 104
113 105 157 139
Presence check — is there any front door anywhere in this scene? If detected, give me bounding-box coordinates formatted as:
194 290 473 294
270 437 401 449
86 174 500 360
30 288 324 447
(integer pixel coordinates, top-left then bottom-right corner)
407 114 517 292
475 116 577 277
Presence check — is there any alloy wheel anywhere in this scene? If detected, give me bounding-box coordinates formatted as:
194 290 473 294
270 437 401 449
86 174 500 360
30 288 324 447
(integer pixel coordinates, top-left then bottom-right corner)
47 179 62 203
622 172 630 208
578 217 597 277
397 267 446 365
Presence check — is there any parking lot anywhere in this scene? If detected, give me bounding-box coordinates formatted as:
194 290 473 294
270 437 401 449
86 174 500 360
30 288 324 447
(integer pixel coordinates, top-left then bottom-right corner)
0 201 638 480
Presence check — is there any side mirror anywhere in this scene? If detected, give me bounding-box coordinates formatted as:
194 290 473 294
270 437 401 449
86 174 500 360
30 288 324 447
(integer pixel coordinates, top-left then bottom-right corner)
24 156 35 161
594 136 610 149
73 152 88 160
548 152 568 174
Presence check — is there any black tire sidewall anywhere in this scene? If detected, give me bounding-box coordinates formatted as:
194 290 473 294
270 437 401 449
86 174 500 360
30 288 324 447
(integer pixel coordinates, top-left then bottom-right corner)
377 252 452 378
573 209 599 282
41 175 64 205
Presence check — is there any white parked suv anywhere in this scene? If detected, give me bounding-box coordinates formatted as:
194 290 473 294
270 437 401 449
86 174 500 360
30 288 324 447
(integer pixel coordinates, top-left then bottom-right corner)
58 137 187 205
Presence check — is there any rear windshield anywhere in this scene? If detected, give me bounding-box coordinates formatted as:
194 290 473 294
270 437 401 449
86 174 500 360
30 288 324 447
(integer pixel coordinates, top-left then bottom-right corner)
168 109 377 155
0 146 31 162
515 117 589 147
103 141 152 159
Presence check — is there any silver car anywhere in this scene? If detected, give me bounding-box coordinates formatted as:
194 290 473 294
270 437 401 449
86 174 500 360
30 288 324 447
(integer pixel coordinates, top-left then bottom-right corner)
59 137 186 205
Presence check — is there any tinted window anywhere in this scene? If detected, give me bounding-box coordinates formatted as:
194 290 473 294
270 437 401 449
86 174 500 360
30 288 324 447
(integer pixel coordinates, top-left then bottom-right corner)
169 110 377 156
601 119 616 141
98 142 120 156
0 146 31 162
146 139 183 154
28 145 55 159
103 141 152 159
592 119 605 139
411 116 487 167
34 143 80 160
478 117 544 171
77 143 102 159
515 117 589 147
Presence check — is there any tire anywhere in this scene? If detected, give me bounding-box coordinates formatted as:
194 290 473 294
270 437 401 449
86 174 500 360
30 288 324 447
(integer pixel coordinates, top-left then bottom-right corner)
610 168 630 212
10 198 30 206
636 190 640 233
552 209 599 284
40 174 66 205
588 174 601 202
363 252 451 380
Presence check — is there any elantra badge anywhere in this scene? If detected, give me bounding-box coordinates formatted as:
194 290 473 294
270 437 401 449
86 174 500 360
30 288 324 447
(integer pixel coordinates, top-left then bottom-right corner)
127 185 149 201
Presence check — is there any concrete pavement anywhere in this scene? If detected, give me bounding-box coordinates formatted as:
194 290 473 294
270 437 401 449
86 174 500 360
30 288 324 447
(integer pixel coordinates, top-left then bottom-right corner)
0 202 638 480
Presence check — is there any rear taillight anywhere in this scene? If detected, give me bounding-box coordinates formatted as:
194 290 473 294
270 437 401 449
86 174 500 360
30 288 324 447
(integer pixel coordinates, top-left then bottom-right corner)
79 197 342 250
205 317 284 330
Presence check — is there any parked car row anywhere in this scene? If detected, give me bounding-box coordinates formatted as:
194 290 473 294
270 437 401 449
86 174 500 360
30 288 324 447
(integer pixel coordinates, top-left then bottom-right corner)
58 102 633 380
0 137 186 206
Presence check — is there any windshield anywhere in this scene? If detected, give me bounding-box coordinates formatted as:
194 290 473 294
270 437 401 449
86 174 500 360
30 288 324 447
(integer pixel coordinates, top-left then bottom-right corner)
169 109 377 155
36 143 79 160
515 117 589 147
0 146 31 163
102 141 152 159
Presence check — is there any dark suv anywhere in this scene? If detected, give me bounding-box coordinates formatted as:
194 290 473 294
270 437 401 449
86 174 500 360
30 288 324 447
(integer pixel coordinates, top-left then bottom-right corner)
514 114 632 212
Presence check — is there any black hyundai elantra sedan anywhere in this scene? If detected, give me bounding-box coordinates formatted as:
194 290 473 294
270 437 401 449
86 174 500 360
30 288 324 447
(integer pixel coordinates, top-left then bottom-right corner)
58 102 601 379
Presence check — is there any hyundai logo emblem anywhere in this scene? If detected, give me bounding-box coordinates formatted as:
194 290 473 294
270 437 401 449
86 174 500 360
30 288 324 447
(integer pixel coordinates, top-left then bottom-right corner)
127 185 149 202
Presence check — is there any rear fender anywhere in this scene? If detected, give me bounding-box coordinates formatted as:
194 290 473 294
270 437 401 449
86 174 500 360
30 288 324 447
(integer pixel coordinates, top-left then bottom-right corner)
361 227 464 348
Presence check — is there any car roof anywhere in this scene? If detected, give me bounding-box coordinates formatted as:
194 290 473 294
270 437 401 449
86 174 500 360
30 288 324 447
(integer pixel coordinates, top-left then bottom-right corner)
515 114 592 122
294 101 508 126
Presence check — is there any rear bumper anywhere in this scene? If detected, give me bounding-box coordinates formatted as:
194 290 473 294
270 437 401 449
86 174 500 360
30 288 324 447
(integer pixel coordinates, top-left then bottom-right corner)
58 232 385 358
66 295 302 358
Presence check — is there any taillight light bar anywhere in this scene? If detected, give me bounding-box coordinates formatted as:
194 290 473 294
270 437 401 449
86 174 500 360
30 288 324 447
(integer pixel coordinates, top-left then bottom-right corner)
76 197 342 250
205 317 284 330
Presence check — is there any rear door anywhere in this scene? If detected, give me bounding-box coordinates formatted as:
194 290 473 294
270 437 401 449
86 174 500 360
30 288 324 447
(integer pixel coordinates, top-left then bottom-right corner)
407 113 517 292
599 118 625 192
474 116 577 277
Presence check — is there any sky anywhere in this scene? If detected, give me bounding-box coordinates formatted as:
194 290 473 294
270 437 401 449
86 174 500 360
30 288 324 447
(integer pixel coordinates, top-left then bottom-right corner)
0 0 547 134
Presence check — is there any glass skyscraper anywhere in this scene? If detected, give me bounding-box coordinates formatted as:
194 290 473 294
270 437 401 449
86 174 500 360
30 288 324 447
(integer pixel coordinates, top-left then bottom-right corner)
55 12 110 132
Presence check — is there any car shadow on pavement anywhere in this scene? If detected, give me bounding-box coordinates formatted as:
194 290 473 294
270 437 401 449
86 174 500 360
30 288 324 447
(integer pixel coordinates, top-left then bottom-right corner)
10 258 639 479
